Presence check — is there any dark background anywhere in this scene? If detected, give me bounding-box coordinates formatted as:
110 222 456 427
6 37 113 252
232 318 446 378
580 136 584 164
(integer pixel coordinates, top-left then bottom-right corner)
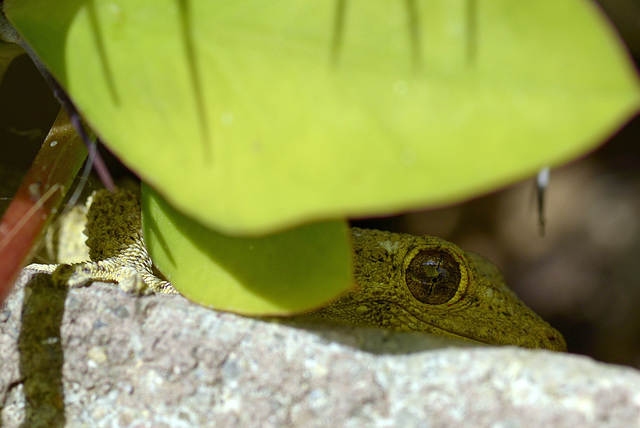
1 1 639 368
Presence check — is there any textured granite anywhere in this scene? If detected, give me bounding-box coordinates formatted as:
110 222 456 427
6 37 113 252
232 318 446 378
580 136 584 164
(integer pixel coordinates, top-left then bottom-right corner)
1 271 639 427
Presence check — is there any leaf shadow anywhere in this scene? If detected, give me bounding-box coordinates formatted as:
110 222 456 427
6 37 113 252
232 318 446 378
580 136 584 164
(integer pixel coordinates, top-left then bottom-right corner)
87 0 120 105
177 0 211 160
18 273 67 427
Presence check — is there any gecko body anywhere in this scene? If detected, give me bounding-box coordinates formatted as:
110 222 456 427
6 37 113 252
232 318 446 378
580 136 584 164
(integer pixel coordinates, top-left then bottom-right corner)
26 188 567 351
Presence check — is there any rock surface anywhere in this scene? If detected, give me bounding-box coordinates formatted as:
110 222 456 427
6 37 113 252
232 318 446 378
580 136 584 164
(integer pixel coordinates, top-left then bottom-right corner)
1 271 640 428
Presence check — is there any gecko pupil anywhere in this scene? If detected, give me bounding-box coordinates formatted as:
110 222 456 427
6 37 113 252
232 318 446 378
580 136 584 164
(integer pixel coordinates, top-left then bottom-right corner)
406 250 460 305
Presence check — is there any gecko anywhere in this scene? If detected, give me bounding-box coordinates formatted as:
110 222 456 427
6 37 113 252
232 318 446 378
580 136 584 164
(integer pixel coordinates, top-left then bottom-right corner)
25 188 567 352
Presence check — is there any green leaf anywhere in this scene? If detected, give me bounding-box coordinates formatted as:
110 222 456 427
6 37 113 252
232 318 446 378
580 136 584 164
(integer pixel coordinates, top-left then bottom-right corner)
141 183 352 315
5 0 639 234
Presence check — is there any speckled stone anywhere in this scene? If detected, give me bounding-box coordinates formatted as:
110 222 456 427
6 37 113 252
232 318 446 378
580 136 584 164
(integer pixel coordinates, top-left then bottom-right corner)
1 271 639 427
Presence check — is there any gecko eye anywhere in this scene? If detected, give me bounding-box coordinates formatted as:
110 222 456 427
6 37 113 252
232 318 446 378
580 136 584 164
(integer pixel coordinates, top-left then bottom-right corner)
405 250 461 305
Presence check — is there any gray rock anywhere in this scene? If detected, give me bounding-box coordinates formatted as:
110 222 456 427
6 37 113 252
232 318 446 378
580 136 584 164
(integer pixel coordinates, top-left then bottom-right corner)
1 271 639 428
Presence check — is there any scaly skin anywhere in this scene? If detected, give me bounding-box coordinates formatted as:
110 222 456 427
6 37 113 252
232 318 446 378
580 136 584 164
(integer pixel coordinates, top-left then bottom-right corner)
27 189 175 295
25 189 566 351
305 227 566 351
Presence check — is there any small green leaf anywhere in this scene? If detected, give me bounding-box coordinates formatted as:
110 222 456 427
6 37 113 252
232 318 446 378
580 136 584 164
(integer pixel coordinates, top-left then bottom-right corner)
141 183 353 315
5 0 639 234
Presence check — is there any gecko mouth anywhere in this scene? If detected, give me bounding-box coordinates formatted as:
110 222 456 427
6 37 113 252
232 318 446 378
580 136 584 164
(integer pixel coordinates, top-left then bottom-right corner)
391 304 489 345
344 299 489 345
379 301 565 350
310 297 564 350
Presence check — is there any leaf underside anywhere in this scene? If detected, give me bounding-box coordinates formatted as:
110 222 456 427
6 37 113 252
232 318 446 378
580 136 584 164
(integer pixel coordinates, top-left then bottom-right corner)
5 0 639 235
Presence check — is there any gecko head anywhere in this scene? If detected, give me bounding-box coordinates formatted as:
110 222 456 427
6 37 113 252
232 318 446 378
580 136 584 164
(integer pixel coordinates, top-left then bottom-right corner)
404 246 567 352
310 229 567 352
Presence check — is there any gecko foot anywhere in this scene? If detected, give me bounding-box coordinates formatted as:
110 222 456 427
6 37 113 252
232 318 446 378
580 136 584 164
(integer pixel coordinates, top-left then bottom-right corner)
23 260 176 296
